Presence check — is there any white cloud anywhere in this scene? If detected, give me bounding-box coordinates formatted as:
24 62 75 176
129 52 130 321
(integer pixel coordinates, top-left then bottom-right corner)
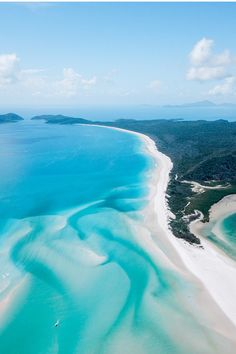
55 68 80 97
0 53 20 86
187 66 226 81
54 68 97 97
213 50 232 66
208 76 235 95
0 54 46 94
149 80 162 92
0 53 99 98
187 38 233 82
189 38 214 66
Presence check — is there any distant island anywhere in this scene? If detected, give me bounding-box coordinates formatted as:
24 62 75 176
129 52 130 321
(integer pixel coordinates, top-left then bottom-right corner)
0 113 23 123
31 114 90 125
155 100 236 108
27 114 236 245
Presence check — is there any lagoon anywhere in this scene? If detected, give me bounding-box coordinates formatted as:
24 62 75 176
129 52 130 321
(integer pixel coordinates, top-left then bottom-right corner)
0 121 235 354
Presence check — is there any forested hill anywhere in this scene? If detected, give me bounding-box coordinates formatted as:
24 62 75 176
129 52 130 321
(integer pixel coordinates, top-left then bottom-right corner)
99 119 236 182
32 115 91 125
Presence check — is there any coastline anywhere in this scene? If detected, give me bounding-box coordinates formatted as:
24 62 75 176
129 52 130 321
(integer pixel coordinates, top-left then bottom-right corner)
187 195 236 326
86 124 186 266
1 121 235 352
144 129 236 330
88 123 236 334
147 134 236 329
189 194 236 249
206 194 236 221
143 128 236 330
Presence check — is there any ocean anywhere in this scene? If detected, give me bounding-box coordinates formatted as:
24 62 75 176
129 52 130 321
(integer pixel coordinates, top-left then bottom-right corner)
0 121 234 354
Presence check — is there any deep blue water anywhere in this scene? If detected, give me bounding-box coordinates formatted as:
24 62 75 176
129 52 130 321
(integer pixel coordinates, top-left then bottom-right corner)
0 121 150 219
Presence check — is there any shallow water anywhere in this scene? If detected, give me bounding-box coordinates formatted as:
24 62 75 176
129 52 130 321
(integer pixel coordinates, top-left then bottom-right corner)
221 213 236 243
0 121 234 354
200 211 236 261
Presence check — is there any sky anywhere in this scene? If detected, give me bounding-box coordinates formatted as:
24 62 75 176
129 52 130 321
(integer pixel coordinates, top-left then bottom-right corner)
0 2 236 108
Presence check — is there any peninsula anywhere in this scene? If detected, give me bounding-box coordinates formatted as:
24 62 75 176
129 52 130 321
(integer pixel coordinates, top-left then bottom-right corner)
30 115 236 244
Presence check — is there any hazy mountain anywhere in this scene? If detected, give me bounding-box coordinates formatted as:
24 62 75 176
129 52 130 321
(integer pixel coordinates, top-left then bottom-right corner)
163 100 236 108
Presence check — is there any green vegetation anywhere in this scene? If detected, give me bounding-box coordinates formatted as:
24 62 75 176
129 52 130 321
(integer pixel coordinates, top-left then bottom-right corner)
31 115 236 244
100 119 236 181
185 182 236 222
97 119 236 244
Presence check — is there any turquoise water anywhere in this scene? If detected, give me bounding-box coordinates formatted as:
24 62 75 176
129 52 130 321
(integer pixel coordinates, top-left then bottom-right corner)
0 121 234 354
219 213 236 259
222 213 236 242
202 212 236 261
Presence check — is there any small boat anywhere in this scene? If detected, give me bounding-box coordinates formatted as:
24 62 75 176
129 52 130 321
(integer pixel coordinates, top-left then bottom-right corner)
54 320 60 327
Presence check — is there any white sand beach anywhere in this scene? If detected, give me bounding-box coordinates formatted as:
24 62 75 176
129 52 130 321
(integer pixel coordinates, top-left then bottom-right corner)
143 129 236 331
187 195 236 327
88 124 236 340
207 194 236 221
182 180 230 194
144 130 236 332
148 134 236 334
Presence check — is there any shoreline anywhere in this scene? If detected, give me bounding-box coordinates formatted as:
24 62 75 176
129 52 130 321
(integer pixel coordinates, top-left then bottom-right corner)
143 129 236 329
1 121 236 352
189 194 236 254
143 130 236 329
207 194 236 221
87 123 236 332
146 134 236 329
